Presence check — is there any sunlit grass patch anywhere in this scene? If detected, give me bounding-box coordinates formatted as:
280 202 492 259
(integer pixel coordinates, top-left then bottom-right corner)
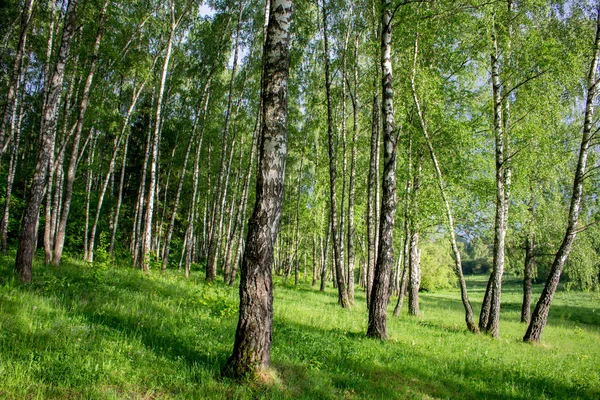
0 257 598 399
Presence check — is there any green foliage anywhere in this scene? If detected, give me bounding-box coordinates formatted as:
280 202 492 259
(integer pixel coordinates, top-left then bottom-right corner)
420 240 455 291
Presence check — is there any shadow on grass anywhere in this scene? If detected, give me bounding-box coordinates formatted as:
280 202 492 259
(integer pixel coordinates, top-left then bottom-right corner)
1 259 598 399
271 319 598 400
422 293 600 332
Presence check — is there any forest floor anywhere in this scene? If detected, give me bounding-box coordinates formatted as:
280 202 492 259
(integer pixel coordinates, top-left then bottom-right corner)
0 255 598 399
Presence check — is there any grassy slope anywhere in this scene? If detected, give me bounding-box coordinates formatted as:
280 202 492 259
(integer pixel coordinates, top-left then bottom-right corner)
0 256 598 399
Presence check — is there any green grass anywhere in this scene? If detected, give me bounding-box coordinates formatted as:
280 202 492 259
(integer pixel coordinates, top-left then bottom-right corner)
0 255 599 399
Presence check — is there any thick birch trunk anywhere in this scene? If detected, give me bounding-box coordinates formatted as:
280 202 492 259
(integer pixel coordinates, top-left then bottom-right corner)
367 0 398 339
224 0 292 378
15 0 79 282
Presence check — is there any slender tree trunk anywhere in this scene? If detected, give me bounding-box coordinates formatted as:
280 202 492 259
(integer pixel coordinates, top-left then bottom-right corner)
224 0 291 378
408 230 421 316
322 0 350 308
83 133 96 261
15 0 79 282
1 53 28 255
162 80 210 270
54 1 109 266
521 228 535 324
347 33 359 305
312 234 318 286
367 79 380 309
293 139 306 286
481 17 507 338
142 5 177 271
87 101 139 263
410 34 478 332
524 8 600 343
132 100 154 266
394 136 412 317
185 84 211 277
109 132 130 255
320 216 331 292
0 0 35 156
339 26 350 299
228 124 258 285
367 0 398 339
206 0 246 282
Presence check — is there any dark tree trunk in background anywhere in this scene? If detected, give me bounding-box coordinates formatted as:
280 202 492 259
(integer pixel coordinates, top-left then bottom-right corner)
524 8 600 343
367 0 398 340
15 0 79 283
224 0 292 378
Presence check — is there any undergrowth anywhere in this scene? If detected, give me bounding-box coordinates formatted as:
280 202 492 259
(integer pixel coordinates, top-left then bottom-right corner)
0 255 598 399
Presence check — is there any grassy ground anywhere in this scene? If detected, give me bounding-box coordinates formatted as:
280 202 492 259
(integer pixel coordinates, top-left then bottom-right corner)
0 255 598 399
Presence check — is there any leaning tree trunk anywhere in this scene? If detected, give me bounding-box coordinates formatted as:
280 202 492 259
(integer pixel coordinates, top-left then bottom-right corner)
15 0 79 282
410 34 478 332
53 1 109 266
524 7 600 343
322 0 350 308
224 0 292 378
0 0 35 157
367 0 398 339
